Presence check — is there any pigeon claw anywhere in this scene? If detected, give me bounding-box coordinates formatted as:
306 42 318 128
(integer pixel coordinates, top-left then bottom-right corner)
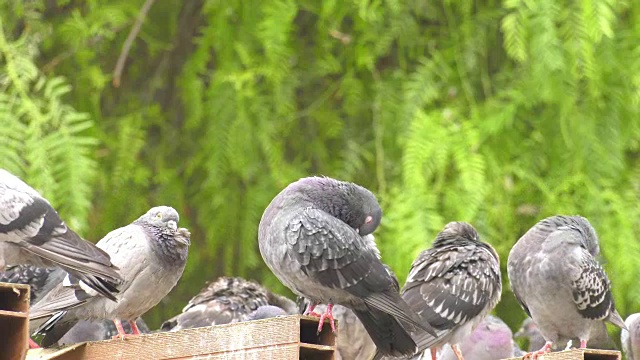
28 338 40 349
523 341 552 359
111 333 138 340
317 303 336 335
579 339 587 349
452 344 465 360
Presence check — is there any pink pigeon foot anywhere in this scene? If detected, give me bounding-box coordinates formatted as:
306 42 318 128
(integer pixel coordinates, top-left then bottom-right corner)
317 303 336 334
523 341 552 359
28 338 40 349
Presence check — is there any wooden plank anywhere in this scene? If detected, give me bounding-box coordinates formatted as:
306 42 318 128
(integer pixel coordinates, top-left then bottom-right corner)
504 348 621 360
26 315 336 360
0 282 30 360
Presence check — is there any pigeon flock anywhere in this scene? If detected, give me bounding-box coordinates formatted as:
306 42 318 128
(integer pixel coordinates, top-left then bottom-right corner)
0 170 635 359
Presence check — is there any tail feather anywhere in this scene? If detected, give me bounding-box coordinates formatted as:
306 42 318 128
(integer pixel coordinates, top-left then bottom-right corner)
608 308 627 330
353 307 417 358
33 311 77 348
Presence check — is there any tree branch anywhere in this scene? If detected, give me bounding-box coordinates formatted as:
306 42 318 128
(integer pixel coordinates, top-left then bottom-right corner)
112 0 156 88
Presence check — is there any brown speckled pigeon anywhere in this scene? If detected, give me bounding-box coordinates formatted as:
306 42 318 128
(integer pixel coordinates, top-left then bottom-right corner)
29 207 190 347
161 276 297 331
379 222 501 360
258 176 436 357
507 215 626 358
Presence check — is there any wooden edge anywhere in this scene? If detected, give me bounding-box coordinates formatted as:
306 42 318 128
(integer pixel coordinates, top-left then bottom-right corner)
299 343 335 351
503 348 621 360
26 314 336 360
0 309 27 317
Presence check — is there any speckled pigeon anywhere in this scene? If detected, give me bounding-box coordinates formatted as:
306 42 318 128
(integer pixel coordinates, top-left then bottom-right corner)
161 276 297 331
507 215 626 358
29 206 190 347
436 315 516 360
0 264 65 305
622 313 640 360
0 169 122 300
379 222 501 360
258 176 436 357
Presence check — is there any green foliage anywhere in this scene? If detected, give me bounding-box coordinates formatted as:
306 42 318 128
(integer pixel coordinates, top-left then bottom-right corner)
1 1 640 345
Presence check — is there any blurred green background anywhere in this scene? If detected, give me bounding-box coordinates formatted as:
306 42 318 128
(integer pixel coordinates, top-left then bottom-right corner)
1 0 639 345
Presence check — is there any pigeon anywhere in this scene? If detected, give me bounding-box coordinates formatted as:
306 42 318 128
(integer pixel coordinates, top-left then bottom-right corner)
507 215 626 358
0 264 65 304
298 264 399 360
381 222 501 360
515 317 547 352
436 316 516 360
258 176 436 357
622 313 640 360
29 206 190 347
161 276 297 331
515 316 615 352
247 305 288 321
315 303 377 360
0 169 122 300
57 318 150 346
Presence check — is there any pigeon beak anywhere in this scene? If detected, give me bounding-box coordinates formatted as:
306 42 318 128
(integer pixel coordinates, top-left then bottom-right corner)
356 228 360 234
167 220 177 231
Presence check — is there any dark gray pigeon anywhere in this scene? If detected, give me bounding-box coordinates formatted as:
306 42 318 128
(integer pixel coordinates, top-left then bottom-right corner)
436 315 516 360
507 215 626 357
382 222 501 360
300 264 399 360
258 176 436 357
161 276 297 331
57 318 150 346
29 206 190 347
622 313 640 360
316 303 377 360
0 169 122 300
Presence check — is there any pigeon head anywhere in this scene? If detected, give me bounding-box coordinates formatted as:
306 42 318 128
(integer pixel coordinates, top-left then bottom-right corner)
294 176 382 236
136 206 179 230
248 305 287 321
551 216 600 256
432 221 480 247
514 317 539 338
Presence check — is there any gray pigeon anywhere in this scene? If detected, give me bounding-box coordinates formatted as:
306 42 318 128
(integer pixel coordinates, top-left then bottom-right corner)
0 169 122 299
258 176 436 357
515 316 615 352
161 276 297 332
436 315 516 360
29 206 190 347
384 222 501 360
57 318 150 346
507 215 626 357
622 313 640 360
247 305 288 321
514 317 547 352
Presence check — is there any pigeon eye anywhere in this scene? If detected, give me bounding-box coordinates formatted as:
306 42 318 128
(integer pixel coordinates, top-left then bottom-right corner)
155 213 162 219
